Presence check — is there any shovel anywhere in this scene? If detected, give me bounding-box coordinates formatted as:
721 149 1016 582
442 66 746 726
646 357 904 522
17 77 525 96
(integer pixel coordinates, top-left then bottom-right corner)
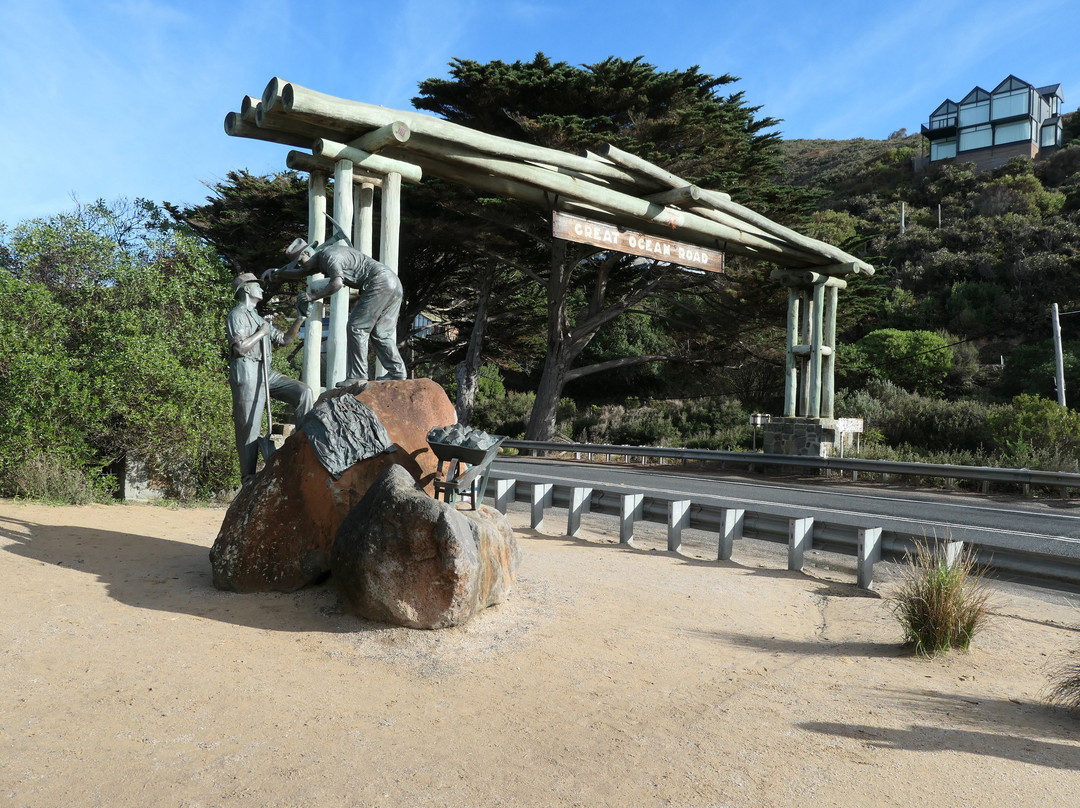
259 336 275 461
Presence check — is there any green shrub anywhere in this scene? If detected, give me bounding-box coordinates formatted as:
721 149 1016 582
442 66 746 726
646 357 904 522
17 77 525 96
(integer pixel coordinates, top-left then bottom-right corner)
471 391 535 438
890 540 992 657
854 328 954 395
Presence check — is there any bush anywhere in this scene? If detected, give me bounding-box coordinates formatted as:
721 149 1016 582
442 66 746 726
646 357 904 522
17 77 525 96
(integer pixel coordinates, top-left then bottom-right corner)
837 381 994 454
853 328 953 395
566 397 750 449
890 540 992 657
987 394 1080 470
0 200 236 499
1047 652 1080 713
2 452 110 504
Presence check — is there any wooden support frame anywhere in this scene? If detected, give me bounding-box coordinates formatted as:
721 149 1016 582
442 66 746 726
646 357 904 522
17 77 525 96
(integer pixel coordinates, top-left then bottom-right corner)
228 77 875 418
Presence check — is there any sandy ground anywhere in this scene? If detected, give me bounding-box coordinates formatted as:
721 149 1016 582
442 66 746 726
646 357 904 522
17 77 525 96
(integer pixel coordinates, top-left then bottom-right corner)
2 497 1080 808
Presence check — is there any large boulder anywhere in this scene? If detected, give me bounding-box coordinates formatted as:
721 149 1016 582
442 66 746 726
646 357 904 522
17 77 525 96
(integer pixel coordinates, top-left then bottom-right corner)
210 378 456 593
331 465 521 629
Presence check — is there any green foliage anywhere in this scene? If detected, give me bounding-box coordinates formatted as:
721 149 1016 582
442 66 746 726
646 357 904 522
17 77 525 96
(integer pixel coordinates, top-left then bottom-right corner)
890 540 992 658
563 397 751 450
471 391 537 438
997 340 1080 400
0 199 236 500
836 380 993 454
851 329 953 395
444 363 507 405
986 394 1080 463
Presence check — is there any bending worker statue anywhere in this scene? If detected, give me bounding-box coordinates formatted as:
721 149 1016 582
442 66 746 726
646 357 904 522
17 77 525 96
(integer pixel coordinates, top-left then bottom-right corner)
264 236 407 385
227 273 313 480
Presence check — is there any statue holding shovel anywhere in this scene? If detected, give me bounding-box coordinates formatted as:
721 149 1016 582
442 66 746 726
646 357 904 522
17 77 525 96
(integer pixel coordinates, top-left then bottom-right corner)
226 273 313 481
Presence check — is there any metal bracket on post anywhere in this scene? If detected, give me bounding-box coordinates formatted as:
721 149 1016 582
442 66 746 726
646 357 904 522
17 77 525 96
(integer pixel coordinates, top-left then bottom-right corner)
857 527 882 590
494 478 516 514
719 508 745 561
567 487 593 537
530 483 553 531
789 517 814 572
619 493 644 545
669 500 691 553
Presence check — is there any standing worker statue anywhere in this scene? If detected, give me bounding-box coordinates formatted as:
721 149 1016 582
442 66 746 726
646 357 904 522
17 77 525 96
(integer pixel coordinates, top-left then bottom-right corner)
264 237 407 385
227 273 313 480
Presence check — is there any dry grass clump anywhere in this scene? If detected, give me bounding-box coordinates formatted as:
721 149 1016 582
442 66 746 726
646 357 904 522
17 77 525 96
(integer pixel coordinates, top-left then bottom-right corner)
890 540 992 657
1048 652 1080 713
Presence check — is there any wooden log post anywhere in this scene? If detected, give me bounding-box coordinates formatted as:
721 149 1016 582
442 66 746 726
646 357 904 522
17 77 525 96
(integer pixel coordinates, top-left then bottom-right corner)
313 138 422 184
807 281 826 418
349 121 411 153
326 158 353 388
784 289 800 417
302 172 328 394
356 182 374 254
799 289 812 417
822 284 839 419
374 171 402 379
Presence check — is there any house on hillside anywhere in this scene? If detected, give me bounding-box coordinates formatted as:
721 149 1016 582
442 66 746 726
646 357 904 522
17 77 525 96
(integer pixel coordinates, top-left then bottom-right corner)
920 75 1064 172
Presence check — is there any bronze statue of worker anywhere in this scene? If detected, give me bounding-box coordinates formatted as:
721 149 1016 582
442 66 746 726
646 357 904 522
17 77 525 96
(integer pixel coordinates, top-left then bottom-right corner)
226 273 313 480
264 238 407 385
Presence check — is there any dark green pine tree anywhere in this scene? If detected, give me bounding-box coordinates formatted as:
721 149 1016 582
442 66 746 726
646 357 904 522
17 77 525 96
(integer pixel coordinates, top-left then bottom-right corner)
413 54 793 439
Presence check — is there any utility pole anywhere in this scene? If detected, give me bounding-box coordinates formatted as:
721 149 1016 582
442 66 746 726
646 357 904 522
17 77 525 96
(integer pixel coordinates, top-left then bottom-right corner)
1053 303 1067 406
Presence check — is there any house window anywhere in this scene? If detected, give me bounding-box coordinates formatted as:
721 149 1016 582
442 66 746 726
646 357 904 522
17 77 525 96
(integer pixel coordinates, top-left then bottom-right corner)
931 137 957 160
959 100 989 127
995 119 1031 144
992 87 1030 119
1041 123 1061 148
959 125 992 151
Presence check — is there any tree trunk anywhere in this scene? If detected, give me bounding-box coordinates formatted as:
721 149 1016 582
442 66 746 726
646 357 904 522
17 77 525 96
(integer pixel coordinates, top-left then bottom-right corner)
455 266 495 425
526 240 579 441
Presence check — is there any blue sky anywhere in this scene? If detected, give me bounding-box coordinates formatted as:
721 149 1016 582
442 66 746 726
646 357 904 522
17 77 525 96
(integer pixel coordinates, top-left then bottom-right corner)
1 0 1077 226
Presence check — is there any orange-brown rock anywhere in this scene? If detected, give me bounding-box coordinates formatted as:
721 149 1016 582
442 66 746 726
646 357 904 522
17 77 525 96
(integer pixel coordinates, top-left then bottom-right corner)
331 465 521 629
210 378 456 593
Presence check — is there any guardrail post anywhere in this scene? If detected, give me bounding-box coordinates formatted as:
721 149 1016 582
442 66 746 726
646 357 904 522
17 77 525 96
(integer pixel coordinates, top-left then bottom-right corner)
857 527 882 590
789 517 813 572
944 539 964 567
529 483 553 530
567 486 593 537
669 500 691 553
719 508 744 561
619 493 643 545
493 478 516 514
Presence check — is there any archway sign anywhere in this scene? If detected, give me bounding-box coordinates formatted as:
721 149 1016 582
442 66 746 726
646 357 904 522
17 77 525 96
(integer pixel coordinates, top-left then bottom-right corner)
225 78 874 454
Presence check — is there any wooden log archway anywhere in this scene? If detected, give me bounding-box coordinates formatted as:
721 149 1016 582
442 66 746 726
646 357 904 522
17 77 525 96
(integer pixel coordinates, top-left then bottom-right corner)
224 78 874 433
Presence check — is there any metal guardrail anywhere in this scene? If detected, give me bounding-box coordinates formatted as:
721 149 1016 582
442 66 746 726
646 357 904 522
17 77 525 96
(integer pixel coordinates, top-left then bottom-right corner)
488 441 1080 590
501 440 1080 494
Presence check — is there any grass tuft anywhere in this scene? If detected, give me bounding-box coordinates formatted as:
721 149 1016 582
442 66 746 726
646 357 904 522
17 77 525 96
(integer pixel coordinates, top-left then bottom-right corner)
890 539 992 658
1048 654 1080 713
